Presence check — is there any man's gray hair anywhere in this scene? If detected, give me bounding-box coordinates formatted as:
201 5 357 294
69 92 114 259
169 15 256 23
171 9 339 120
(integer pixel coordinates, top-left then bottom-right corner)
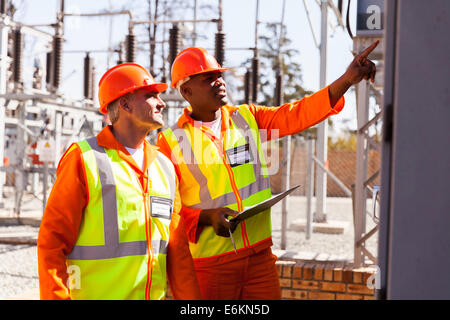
107 99 120 124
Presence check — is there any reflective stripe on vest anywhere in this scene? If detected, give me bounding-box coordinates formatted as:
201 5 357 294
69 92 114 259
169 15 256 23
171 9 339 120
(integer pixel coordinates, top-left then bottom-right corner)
68 137 168 260
170 125 214 205
170 111 270 210
163 106 272 259
66 137 174 300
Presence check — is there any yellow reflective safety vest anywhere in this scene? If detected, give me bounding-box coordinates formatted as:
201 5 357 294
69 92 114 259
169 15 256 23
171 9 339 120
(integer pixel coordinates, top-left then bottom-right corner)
66 137 176 300
162 106 272 259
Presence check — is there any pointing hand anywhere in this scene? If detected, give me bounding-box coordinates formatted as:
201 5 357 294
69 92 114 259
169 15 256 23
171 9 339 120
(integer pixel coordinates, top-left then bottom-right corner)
343 40 379 85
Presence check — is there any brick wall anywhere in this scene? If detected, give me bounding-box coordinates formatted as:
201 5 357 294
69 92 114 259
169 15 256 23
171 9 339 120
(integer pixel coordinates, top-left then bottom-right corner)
276 260 376 300
167 259 376 300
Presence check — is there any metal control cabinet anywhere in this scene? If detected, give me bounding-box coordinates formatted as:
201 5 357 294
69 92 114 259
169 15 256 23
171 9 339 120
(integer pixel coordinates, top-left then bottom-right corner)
379 0 450 299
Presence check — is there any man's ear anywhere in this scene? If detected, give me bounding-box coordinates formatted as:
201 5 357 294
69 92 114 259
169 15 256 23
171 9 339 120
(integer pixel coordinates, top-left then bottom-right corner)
118 95 132 113
180 84 192 99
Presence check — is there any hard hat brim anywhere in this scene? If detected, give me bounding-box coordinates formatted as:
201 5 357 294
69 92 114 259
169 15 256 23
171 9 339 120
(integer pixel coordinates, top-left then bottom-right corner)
99 82 168 114
171 67 230 88
143 83 169 94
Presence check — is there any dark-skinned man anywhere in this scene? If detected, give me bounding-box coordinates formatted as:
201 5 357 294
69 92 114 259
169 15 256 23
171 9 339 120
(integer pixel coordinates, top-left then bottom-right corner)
157 42 378 300
38 63 202 300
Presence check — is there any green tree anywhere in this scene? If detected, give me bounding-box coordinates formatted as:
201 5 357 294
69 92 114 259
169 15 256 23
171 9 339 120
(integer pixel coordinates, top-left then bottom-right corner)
257 23 312 106
243 22 322 139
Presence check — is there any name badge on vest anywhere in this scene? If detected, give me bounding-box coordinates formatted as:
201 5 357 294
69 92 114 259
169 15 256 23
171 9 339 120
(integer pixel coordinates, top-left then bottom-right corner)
226 143 254 168
150 196 173 220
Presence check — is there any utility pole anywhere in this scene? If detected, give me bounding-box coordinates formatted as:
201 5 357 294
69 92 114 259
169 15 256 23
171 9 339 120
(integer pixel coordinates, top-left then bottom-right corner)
148 0 159 76
192 0 197 46
314 0 328 223
59 0 65 24
353 0 384 267
218 0 223 32
252 0 260 104
277 0 289 250
214 0 225 67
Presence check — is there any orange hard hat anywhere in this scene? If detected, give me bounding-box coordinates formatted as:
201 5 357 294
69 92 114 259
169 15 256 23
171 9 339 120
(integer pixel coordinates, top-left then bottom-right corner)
98 63 168 114
170 47 229 89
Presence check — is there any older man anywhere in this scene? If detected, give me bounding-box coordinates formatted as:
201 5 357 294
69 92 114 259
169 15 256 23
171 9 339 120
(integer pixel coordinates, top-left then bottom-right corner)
38 63 202 300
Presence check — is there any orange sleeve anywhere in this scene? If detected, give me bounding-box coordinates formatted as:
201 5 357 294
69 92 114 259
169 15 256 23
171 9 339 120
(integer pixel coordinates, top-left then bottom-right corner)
166 179 203 300
156 132 204 244
247 85 345 140
37 144 87 300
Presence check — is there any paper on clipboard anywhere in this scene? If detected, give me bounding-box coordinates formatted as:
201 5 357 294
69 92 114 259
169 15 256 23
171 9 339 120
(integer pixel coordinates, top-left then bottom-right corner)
229 184 301 228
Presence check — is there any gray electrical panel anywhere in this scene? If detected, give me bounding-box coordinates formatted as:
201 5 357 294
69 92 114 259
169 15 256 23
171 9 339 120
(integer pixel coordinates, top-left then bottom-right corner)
379 0 450 299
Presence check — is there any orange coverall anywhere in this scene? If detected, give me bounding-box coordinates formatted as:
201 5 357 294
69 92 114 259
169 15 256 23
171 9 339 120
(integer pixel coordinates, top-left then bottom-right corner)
156 86 345 299
37 125 202 300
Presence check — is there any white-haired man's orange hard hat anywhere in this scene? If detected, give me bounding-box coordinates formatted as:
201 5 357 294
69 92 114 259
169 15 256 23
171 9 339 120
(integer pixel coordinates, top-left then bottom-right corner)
98 63 168 114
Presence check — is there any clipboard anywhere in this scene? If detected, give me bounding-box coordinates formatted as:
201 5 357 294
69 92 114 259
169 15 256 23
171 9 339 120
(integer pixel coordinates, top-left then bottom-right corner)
229 184 301 229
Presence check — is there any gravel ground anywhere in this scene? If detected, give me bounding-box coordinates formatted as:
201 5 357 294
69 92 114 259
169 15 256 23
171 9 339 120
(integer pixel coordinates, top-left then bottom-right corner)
0 194 378 299
0 226 39 299
271 196 378 261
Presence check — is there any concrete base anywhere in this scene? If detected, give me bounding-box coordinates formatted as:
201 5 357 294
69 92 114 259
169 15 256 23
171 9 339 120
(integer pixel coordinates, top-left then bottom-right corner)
0 232 37 245
272 249 350 263
290 218 349 235
0 217 41 227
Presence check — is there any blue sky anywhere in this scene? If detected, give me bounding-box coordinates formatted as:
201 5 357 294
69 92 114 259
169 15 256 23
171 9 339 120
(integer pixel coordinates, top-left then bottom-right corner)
15 0 360 133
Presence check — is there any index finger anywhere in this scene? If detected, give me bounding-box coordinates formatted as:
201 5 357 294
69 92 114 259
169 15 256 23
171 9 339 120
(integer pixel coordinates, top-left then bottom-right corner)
359 40 379 59
224 208 239 217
